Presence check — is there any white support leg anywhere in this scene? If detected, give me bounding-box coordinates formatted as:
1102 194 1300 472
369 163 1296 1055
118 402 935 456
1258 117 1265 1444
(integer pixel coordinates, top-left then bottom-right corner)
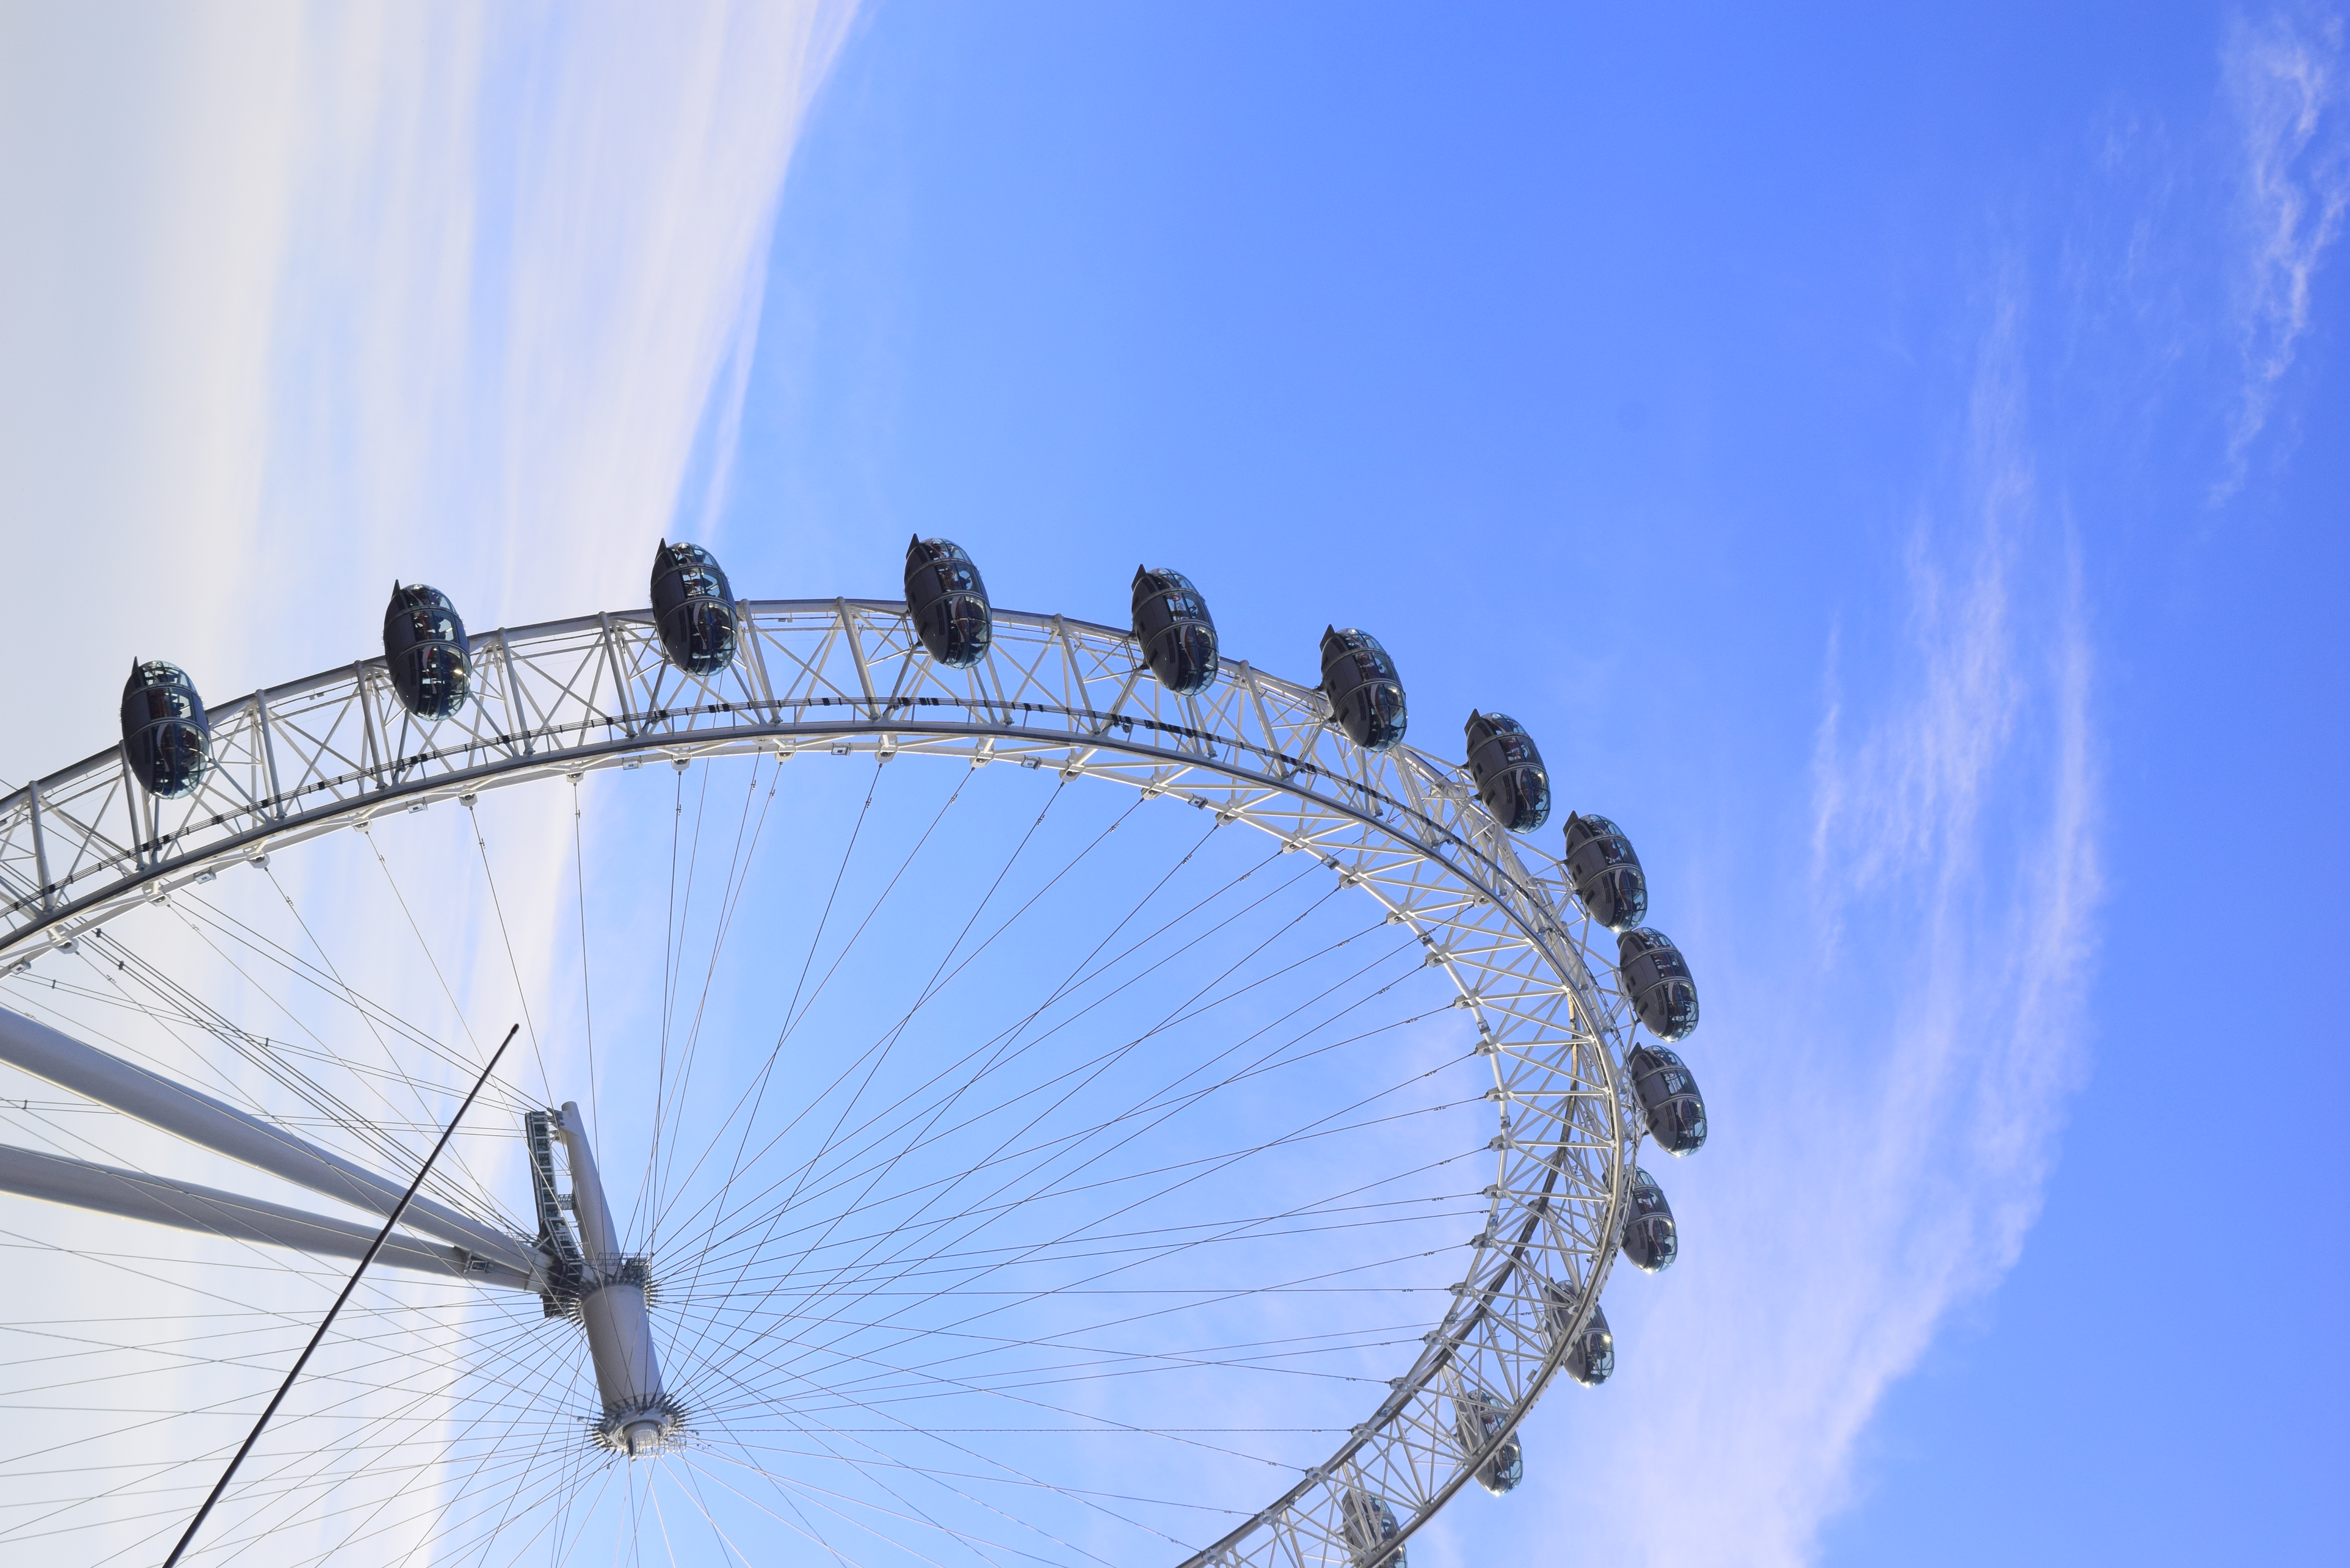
556 1100 676 1455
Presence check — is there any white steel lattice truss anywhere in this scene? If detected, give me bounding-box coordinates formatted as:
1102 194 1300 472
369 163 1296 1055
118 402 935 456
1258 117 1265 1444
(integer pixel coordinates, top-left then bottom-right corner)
0 601 1649 1568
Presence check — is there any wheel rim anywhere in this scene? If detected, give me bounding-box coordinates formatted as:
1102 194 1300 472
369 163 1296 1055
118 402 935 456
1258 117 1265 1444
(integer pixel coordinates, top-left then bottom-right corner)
0 601 1640 1567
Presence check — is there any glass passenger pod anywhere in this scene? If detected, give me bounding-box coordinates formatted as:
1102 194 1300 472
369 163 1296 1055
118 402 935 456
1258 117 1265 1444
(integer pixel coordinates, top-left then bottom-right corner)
1319 626 1407 752
649 539 739 677
1340 1488 1406 1567
381 582 472 720
1453 1386 1525 1495
904 535 992 668
1617 925 1699 1041
1627 1043 1708 1155
1621 1165 1679 1273
1128 565 1219 694
1543 1282 1615 1387
119 660 212 799
1562 812 1648 931
1463 710 1552 832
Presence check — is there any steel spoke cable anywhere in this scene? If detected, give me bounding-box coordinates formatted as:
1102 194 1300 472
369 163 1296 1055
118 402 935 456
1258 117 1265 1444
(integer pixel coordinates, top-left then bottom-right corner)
103 931 524 1253
174 1415 603 1568
572 774 602 1149
205 1381 613 1568
5 961 525 1142
681 1452 961 1568
417 1325 603 1568
649 811 1272 1298
199 1309 589 1542
732 1079 1475 1395
648 751 782 1253
653 767 1158 1277
642 755 708 1241
769 942 1443 1297
7 774 1549 1565
669 1461 762 1568
645 1470 681 1568
463 805 554 1110
643 757 905 1284
684 1250 1457 1429
166 885 515 1103
679 809 1208 1364
683 870 1368 1254
89 921 519 1226
679 1180 1470 1279
679 1344 1208 1554
0 1285 550 1405
686 1424 858 1568
714 1437 1256 1517
159 1021 515 1568
715 1213 1465 1406
361 820 481 1056
260 863 444 1137
0 1011 518 1356
664 1074 1460 1331
4 969 559 1561
695 1424 1112 1568
677 811 1284 1284
677 1315 1303 1477
759 1314 1442 1387
713 929 1430 1347
769 923 1413 1296
543 1460 625 1568
745 1402 1148 1567
11 943 398 1173
652 814 1298 1269
665 851 1338 1291
659 777 1082 1373
739 771 1086 1219
155 1321 588 1568
666 1208 1476 1341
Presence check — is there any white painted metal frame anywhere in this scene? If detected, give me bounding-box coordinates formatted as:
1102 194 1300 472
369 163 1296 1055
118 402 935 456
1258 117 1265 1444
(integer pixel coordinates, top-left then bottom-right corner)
0 599 1648 1567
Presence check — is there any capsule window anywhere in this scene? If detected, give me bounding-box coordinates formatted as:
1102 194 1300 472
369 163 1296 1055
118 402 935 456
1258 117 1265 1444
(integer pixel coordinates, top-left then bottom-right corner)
907 537 993 668
651 540 740 677
121 662 213 799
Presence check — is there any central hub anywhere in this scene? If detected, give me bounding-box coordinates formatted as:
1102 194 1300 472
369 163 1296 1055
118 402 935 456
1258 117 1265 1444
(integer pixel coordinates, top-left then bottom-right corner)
594 1393 687 1456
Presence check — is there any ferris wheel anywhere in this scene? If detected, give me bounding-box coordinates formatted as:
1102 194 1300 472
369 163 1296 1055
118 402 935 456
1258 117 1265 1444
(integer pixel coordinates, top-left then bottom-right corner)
0 536 1710 1568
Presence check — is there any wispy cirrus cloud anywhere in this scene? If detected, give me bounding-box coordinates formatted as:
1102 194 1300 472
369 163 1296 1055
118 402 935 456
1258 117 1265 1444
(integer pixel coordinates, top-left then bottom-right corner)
1687 281 2099 1567
2215 7 2349 501
0 11 858 1558
1460 270 2102 1568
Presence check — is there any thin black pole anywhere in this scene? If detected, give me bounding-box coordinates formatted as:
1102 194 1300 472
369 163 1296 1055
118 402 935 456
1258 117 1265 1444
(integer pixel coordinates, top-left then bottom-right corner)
162 1023 521 1568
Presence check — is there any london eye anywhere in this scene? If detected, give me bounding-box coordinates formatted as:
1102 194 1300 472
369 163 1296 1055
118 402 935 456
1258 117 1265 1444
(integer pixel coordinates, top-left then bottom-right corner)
0 537 1709 1567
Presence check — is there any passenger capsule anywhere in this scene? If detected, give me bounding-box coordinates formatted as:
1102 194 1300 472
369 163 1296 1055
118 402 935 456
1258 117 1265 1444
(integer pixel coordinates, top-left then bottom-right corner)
1620 1166 1678 1273
1463 711 1551 832
1562 813 1648 932
1618 926 1699 1041
1130 566 1219 694
1319 627 1407 752
119 661 212 799
1627 1043 1708 1155
1340 1489 1406 1567
904 536 992 667
382 583 471 720
1544 1282 1615 1387
1453 1386 1524 1495
650 540 739 677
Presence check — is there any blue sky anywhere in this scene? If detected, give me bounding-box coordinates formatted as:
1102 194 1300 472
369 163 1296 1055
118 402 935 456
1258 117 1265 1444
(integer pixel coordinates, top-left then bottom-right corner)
0 4 2342 1566
716 6 2346 1563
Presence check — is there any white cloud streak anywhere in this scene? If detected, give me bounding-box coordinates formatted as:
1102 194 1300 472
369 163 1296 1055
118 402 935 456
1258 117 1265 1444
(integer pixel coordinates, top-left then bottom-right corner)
1432 275 2103 1568
0 9 856 1558
2215 7 2349 500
